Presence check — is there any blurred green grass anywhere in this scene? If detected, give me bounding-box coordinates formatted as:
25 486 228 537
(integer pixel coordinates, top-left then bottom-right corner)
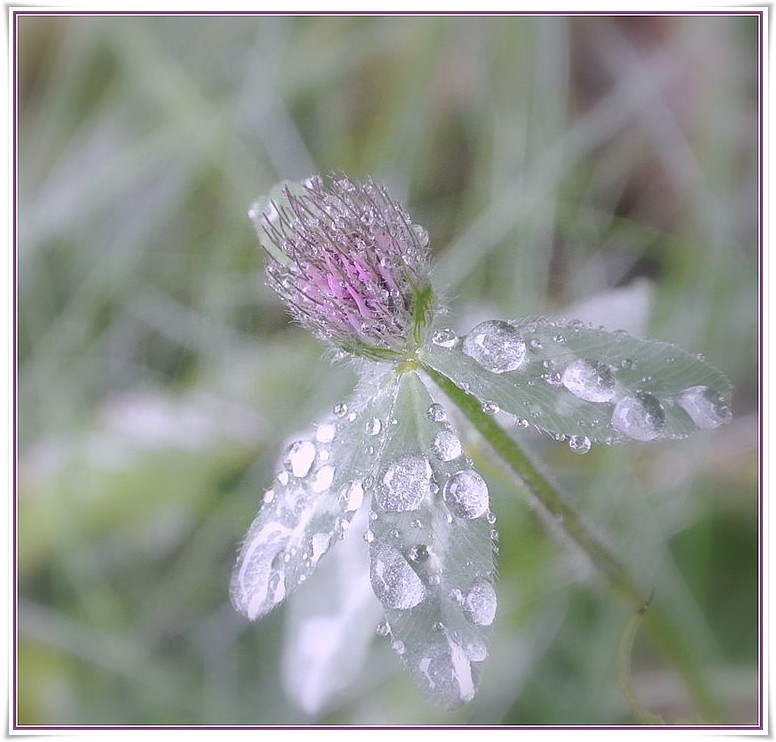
17 14 759 726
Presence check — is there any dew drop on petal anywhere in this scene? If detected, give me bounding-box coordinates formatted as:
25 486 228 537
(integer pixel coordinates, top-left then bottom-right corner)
427 403 447 422
376 620 391 637
339 480 365 512
431 430 462 462
370 542 426 610
568 435 592 455
481 401 500 415
333 402 348 417
310 464 335 493
376 455 433 511
432 328 459 348
462 320 527 374
408 543 430 562
611 393 665 441
443 470 489 519
310 532 332 564
676 385 732 429
561 359 616 403
315 423 336 443
391 639 406 655
464 581 497 626
366 417 383 436
464 637 488 662
284 440 317 477
412 223 430 247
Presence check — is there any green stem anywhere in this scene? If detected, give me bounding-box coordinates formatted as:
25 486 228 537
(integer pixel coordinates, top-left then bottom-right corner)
421 362 719 723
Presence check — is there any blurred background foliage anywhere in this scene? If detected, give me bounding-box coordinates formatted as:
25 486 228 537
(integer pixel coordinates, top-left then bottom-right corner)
17 13 759 726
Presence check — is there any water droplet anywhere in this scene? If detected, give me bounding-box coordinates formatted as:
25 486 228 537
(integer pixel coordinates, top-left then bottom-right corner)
276 470 289 486
366 417 382 436
310 532 332 564
568 435 592 455
333 403 348 417
412 223 430 247
316 423 336 443
284 440 317 478
450 588 464 604
408 544 430 562
339 480 365 512
443 470 489 519
611 393 665 441
364 529 375 543
268 569 286 605
464 637 488 662
481 401 500 415
376 620 391 637
676 386 732 429
529 338 543 350
620 358 635 370
544 371 562 386
370 542 426 610
262 489 275 504
464 581 497 626
391 639 406 655
486 510 496 525
427 403 447 422
346 411 357 422
553 334 566 343
514 417 529 429
431 430 462 462
561 359 616 403
462 320 527 374
310 464 335 493
432 328 459 348
376 455 433 511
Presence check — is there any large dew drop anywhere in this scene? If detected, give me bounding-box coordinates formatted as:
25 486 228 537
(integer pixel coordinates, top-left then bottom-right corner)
370 542 426 610
561 359 616 403
431 430 462 462
283 440 317 477
462 320 527 374
463 581 497 626
376 455 433 511
677 385 732 429
443 470 489 519
611 392 665 441
339 480 365 512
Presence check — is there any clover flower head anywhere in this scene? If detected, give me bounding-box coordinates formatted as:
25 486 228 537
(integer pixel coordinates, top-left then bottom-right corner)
250 173 436 361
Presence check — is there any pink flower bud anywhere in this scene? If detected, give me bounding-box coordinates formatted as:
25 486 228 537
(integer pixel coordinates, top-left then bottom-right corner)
250 174 436 360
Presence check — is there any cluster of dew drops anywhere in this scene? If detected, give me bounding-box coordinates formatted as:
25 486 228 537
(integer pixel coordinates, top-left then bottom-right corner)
283 389 499 659
365 396 498 668
431 318 731 454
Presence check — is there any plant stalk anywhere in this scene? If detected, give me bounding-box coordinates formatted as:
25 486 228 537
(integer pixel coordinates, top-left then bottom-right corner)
421 362 719 722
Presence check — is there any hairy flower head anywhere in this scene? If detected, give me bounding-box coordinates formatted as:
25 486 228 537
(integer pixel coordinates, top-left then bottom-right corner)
250 174 436 361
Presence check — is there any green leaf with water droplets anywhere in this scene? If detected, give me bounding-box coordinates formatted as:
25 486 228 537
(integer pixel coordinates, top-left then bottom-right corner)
367 372 496 709
419 318 732 446
230 368 400 621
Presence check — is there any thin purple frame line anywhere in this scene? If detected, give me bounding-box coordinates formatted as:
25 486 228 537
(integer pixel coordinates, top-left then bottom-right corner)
11 7 765 731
